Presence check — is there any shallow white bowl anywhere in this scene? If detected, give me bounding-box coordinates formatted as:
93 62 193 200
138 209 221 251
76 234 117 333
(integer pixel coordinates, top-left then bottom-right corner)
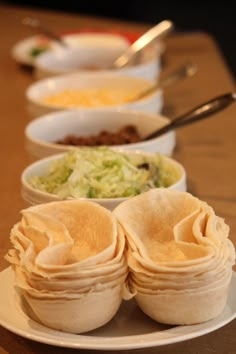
34 38 162 81
25 109 176 160
21 150 187 210
25 73 163 118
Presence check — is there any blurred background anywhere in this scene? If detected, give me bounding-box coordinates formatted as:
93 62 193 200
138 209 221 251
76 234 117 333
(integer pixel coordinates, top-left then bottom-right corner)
2 0 236 78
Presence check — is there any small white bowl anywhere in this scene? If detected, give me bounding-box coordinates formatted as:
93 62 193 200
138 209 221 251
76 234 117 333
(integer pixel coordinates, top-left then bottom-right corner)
62 32 130 47
26 72 163 118
34 40 162 81
11 32 130 67
24 109 176 160
21 150 187 210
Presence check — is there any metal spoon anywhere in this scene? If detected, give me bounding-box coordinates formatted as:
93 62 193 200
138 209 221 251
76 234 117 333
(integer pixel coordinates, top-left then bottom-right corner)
130 62 198 102
111 20 174 69
143 93 236 141
22 17 67 47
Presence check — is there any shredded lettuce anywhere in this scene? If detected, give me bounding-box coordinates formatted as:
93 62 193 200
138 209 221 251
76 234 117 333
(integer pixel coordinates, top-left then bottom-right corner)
29 147 180 199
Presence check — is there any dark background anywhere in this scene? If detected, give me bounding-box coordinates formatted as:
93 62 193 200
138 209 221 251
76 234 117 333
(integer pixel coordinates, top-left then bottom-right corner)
3 0 236 78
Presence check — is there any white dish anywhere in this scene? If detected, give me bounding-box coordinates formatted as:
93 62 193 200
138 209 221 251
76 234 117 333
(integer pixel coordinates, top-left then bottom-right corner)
0 267 236 350
24 109 176 160
34 44 161 81
11 33 130 67
21 150 186 210
26 72 163 118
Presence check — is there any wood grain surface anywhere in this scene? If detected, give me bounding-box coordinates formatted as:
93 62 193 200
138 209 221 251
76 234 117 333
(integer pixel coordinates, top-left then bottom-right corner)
0 4 235 354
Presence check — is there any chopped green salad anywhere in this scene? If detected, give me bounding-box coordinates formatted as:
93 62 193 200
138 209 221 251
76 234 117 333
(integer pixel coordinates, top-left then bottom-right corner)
29 147 180 199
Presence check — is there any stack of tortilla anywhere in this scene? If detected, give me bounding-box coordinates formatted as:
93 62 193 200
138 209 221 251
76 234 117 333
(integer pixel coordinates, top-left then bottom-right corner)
114 189 235 325
5 200 128 333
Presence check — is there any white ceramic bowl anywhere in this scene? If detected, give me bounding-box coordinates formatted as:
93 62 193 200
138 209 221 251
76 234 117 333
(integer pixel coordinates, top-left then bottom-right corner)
26 72 163 118
24 109 176 160
34 32 129 78
11 32 130 67
21 150 187 210
34 39 162 81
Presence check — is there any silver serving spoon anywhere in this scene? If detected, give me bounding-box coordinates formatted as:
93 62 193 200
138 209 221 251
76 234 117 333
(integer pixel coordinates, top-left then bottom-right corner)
130 62 197 102
22 17 67 47
143 93 236 141
111 20 174 69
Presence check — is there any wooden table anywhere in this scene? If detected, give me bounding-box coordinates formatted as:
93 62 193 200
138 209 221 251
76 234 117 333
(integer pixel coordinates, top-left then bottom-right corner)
0 4 236 354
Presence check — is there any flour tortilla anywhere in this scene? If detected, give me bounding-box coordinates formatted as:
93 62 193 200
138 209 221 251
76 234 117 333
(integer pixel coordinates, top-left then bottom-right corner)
22 200 118 269
126 241 233 278
134 270 232 325
5 223 36 266
12 223 126 279
18 260 128 292
21 211 73 246
7 223 73 268
23 283 124 333
114 189 203 261
130 267 232 292
26 200 117 251
114 189 235 270
16 266 128 299
7 200 120 275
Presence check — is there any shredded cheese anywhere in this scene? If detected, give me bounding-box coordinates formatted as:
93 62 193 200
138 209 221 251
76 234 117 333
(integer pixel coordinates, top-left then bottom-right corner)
42 88 137 108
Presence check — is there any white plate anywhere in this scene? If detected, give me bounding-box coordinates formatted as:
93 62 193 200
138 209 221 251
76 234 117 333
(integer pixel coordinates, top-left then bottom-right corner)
0 267 236 350
11 33 130 67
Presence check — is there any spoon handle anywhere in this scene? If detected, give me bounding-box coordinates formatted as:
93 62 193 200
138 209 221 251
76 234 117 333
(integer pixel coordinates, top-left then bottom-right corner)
144 93 236 140
132 62 197 101
112 20 173 69
158 63 198 90
22 17 67 47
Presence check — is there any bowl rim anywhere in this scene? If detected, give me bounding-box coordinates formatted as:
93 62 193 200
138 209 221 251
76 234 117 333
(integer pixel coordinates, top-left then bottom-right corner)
62 31 131 43
24 108 175 151
21 149 187 204
34 43 161 73
25 72 161 109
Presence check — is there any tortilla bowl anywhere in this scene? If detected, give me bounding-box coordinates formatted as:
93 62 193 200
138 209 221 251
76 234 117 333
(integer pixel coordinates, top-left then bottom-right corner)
15 260 128 293
113 189 235 325
23 282 124 333
134 270 232 325
6 199 129 333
